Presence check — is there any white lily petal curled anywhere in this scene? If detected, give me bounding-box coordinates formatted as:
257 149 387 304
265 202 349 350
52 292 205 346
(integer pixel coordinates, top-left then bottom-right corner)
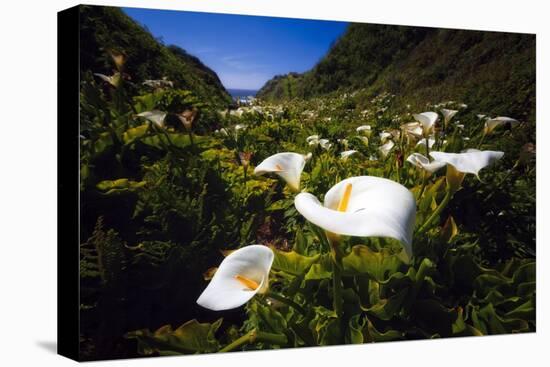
413 111 438 135
306 135 320 143
379 131 392 143
340 150 358 160
484 116 519 135
441 109 458 125
356 125 372 135
254 152 306 192
379 140 395 158
430 150 504 176
406 153 446 174
401 122 423 139
137 110 167 128
319 139 332 150
196 245 274 311
416 137 436 148
294 176 416 258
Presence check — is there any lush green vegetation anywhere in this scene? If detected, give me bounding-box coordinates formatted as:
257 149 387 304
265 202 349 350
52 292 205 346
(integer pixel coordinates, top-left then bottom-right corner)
78 13 535 361
257 24 535 122
79 6 231 106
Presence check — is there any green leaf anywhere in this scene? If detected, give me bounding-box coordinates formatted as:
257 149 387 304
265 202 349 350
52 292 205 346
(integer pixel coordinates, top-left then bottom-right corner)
271 248 320 276
347 314 365 344
342 245 404 281
293 227 307 255
309 306 341 345
366 320 404 342
304 254 332 280
126 319 223 355
364 288 408 320
96 178 147 195
122 124 149 144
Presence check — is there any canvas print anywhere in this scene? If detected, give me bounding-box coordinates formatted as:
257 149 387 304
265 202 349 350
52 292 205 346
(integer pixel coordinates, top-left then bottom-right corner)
67 4 535 361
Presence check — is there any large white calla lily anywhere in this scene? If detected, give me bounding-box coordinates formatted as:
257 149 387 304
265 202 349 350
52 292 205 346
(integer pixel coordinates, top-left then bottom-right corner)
406 153 446 174
294 176 416 258
429 149 504 176
484 117 519 135
137 110 167 128
197 245 274 311
413 111 438 136
254 152 306 192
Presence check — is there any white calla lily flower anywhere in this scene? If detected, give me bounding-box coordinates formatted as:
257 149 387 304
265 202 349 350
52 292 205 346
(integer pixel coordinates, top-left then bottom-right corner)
379 140 395 158
294 176 416 258
406 153 446 174
413 111 439 136
306 135 320 143
484 116 519 135
358 136 369 146
319 139 332 150
137 110 167 128
441 109 458 126
197 245 274 311
254 152 306 192
416 137 436 148
430 149 504 176
340 150 358 160
401 122 423 139
94 72 121 87
379 131 393 143
356 125 372 135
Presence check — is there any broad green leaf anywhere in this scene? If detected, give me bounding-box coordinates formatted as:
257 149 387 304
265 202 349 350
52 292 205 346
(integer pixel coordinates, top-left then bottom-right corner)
364 288 408 320
347 314 365 344
271 248 320 276
342 245 404 281
122 124 149 144
96 178 147 195
366 320 404 342
126 319 222 355
309 306 341 345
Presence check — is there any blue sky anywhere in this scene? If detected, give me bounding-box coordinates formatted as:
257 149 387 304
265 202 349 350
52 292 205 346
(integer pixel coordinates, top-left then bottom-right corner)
123 7 348 90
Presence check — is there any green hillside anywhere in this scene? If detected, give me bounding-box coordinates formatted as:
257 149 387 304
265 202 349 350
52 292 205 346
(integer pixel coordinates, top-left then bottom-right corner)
257 23 535 121
79 5 231 106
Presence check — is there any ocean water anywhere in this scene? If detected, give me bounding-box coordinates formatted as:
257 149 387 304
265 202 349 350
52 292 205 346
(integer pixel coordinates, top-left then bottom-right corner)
228 88 258 98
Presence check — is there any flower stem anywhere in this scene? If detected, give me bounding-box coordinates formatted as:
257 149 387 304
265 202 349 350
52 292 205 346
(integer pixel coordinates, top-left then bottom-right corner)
218 329 287 353
416 171 427 201
425 137 430 158
266 291 307 316
187 130 195 147
477 132 486 149
417 188 453 234
328 237 344 318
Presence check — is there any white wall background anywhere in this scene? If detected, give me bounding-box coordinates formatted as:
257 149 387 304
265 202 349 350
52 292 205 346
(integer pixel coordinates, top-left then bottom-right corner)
0 0 546 366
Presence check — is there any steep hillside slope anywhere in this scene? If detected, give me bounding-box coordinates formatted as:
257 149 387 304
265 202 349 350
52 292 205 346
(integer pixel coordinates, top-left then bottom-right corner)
257 23 535 121
79 5 231 106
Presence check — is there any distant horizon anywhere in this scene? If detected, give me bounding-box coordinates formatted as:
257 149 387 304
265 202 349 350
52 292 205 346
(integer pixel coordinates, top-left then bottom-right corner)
122 7 348 90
